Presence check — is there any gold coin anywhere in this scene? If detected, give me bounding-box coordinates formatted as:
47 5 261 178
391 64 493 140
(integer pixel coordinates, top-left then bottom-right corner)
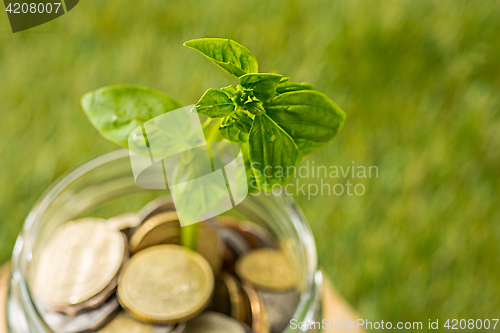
197 221 224 275
212 273 247 322
137 197 176 224
183 312 246 333
33 218 125 307
98 312 175 333
241 282 270 333
235 249 296 291
129 211 180 254
117 245 214 324
212 277 231 315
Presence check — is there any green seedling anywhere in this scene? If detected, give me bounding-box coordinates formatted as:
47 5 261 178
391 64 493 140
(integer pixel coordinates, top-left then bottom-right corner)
81 38 346 249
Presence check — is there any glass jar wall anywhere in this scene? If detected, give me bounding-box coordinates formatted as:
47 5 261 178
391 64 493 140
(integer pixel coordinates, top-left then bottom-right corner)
7 150 322 333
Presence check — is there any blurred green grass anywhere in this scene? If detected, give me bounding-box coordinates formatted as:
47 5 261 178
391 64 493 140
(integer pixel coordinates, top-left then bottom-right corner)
0 0 499 330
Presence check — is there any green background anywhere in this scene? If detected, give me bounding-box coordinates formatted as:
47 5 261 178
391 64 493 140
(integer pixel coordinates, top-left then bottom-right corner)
1 0 499 330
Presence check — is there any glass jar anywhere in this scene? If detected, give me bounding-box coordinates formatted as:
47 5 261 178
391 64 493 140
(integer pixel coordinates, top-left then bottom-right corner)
7 150 322 333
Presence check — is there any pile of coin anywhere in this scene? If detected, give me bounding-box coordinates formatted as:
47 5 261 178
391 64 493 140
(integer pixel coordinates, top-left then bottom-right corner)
31 198 300 333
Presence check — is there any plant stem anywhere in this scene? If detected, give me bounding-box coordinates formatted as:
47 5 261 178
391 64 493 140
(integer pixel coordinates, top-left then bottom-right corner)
181 224 199 251
180 118 223 252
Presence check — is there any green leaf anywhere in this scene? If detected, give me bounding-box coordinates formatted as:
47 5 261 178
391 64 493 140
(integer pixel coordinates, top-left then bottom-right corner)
264 90 346 155
81 85 182 148
275 81 315 94
202 118 225 142
292 140 330 156
221 84 237 97
239 73 282 101
231 111 253 133
239 142 259 194
196 88 236 118
248 114 301 190
245 100 266 115
184 38 258 77
220 120 249 143
220 111 253 143
170 147 229 226
243 90 346 190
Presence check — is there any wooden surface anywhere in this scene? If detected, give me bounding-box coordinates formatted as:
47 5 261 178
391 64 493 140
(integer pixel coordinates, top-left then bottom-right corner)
0 264 8 333
322 277 364 332
0 264 363 333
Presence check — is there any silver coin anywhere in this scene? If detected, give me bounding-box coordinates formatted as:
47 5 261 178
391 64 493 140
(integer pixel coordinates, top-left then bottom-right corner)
242 323 254 333
257 289 299 333
151 326 177 333
45 234 129 316
40 296 120 333
52 274 118 316
149 325 176 333
182 312 246 333
219 227 251 257
217 218 277 249
33 219 125 307
170 323 186 333
107 213 141 234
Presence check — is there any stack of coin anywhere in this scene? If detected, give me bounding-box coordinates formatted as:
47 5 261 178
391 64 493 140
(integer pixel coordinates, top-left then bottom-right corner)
32 218 127 332
234 248 299 333
31 198 300 333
